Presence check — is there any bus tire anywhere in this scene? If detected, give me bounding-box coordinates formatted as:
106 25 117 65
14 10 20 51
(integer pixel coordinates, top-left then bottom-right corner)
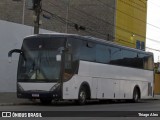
132 88 140 103
40 98 52 105
77 86 87 105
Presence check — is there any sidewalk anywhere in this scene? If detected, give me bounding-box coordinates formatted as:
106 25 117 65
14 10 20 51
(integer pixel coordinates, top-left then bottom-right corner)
0 92 33 106
0 92 160 106
153 95 160 100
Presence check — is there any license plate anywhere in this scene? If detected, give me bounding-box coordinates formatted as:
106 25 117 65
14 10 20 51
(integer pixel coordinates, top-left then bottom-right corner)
32 94 39 97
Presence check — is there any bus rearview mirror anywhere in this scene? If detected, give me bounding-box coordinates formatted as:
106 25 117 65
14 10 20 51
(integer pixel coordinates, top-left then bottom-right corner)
8 49 24 63
8 56 12 63
56 54 61 61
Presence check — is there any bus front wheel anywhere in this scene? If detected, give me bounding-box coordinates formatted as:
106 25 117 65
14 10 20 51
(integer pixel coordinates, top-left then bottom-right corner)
77 86 87 105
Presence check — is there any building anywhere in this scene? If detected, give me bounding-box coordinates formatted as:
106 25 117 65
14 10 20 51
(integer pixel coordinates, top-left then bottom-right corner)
115 0 147 50
0 0 147 49
0 0 116 41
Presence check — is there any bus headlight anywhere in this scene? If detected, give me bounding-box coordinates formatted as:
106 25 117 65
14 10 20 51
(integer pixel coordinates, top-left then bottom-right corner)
50 83 60 91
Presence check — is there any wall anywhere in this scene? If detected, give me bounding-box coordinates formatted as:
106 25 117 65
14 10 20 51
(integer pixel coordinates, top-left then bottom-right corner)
154 74 160 95
115 0 147 49
0 20 52 92
0 0 115 41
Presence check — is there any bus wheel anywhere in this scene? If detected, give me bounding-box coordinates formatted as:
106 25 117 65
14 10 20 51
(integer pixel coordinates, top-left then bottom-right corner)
77 86 87 105
40 98 52 105
132 89 140 103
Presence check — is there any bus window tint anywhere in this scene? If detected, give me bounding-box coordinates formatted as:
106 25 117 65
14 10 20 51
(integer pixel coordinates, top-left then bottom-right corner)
96 44 110 64
121 49 138 68
139 54 153 70
68 38 82 61
80 41 96 62
147 55 154 70
110 47 122 65
65 38 82 77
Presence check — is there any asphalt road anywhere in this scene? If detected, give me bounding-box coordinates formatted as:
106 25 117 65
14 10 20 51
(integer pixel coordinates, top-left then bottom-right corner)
0 99 160 119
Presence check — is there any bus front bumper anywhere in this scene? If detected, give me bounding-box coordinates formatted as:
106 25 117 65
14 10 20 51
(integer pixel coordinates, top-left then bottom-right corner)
17 90 61 100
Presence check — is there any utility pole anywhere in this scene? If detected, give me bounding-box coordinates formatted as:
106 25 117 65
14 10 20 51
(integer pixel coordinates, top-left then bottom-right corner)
33 0 42 34
65 0 70 33
22 0 26 24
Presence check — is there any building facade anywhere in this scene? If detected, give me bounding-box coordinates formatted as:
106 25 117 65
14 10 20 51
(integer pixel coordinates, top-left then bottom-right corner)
0 0 147 48
0 0 116 41
115 0 147 49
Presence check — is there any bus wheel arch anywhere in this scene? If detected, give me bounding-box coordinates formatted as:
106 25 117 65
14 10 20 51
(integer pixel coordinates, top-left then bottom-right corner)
132 85 141 103
77 82 91 105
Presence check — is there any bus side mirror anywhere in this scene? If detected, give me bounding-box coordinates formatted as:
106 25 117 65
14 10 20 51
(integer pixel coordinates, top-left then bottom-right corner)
56 54 61 61
8 49 24 63
8 56 12 63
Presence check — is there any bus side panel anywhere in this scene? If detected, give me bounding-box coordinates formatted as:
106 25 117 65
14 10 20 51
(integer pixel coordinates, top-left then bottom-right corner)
141 81 149 98
63 75 92 100
63 61 153 100
120 80 132 99
63 61 92 100
130 80 153 99
62 76 78 99
92 78 114 99
89 61 153 100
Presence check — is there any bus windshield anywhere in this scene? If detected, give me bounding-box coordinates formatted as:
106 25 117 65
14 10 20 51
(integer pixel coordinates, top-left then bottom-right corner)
17 37 65 82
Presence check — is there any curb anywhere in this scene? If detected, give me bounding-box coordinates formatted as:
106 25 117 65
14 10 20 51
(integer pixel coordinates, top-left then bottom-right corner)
0 95 160 106
0 102 35 106
0 103 18 106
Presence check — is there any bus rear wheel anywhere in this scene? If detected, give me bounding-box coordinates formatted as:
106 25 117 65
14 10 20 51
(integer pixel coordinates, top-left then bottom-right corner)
132 89 140 103
77 86 87 105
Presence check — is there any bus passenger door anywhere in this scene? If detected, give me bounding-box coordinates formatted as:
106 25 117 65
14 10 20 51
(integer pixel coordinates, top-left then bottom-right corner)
91 78 98 99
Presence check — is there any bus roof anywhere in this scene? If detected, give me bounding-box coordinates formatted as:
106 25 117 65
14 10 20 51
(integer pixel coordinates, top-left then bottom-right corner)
24 33 153 55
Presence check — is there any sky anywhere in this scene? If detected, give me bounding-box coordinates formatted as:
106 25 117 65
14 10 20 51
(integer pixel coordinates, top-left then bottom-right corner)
146 0 160 62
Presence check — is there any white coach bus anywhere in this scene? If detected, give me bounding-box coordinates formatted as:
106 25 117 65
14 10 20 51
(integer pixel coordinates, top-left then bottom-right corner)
8 33 154 105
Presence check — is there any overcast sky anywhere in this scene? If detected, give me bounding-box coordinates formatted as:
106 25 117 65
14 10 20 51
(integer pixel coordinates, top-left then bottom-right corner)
146 0 160 62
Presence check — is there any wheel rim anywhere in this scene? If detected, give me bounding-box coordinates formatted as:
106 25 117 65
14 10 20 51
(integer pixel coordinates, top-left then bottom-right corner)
79 90 86 103
134 91 139 102
135 93 138 100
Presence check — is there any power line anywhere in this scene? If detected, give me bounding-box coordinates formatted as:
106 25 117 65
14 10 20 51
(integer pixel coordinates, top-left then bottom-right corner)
42 9 160 53
46 0 160 44
47 1 101 27
45 2 112 38
97 0 160 30
148 0 160 8
118 0 146 12
146 47 160 52
42 9 111 39
128 0 146 8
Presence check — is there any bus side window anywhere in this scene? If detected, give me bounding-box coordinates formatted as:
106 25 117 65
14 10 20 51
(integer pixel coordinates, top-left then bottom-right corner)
96 44 110 64
80 41 96 62
138 54 147 69
65 53 72 70
147 55 154 70
139 54 153 70
67 38 82 61
110 47 122 65
66 38 82 75
121 49 137 68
